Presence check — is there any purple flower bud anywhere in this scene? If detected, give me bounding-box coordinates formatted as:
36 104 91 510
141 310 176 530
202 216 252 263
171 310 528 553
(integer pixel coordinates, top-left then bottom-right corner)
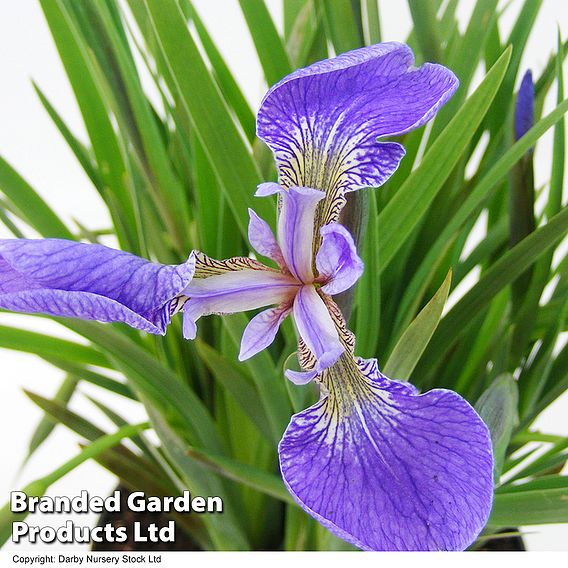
515 70 534 142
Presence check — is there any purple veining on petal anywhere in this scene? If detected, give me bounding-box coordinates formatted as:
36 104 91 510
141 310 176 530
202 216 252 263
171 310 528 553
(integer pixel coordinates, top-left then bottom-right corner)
292 285 344 376
183 269 299 338
515 70 534 143
239 303 292 360
279 355 494 551
257 43 458 195
277 186 325 283
316 223 364 295
248 209 286 268
0 239 194 334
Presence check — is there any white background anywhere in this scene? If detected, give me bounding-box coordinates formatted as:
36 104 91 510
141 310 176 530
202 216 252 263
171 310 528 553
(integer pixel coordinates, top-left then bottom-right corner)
0 0 567 552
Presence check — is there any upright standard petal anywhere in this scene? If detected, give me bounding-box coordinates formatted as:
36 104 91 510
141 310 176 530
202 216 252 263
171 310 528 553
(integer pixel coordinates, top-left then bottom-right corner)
257 43 458 212
0 239 194 334
182 269 299 339
316 223 364 295
292 285 344 375
279 354 494 551
277 186 325 282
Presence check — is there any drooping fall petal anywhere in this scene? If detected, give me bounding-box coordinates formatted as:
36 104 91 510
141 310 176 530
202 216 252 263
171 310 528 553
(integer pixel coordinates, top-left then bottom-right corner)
0 239 194 334
279 355 494 551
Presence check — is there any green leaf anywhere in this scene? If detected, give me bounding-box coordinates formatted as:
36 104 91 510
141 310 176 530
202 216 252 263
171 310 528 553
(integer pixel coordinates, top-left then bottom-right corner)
354 190 380 357
184 1 255 140
187 446 294 505
548 30 566 218
32 82 103 192
147 406 250 550
238 0 292 86
39 0 139 252
489 487 568 526
384 270 451 380
44 358 136 400
475 373 519 479
497 475 568 494
417 205 568 378
143 0 271 238
432 0 499 138
66 320 224 454
378 47 511 272
84 1 192 254
407 0 442 62
0 324 110 368
0 157 73 239
222 315 292 443
85 395 155 461
195 339 272 440
26 375 79 461
486 0 543 135
321 0 364 53
397 94 568 337
362 0 381 44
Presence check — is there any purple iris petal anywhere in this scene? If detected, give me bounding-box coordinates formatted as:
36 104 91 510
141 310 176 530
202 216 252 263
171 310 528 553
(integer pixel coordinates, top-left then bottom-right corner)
239 303 292 361
277 186 325 283
515 70 534 142
292 285 344 378
279 356 493 551
257 43 458 196
182 269 299 339
255 182 282 197
316 223 364 295
0 239 194 334
248 209 285 268
285 368 318 385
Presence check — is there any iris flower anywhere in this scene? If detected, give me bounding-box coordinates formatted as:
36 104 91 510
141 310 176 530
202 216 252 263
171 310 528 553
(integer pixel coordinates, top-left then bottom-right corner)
182 182 362 382
0 43 494 551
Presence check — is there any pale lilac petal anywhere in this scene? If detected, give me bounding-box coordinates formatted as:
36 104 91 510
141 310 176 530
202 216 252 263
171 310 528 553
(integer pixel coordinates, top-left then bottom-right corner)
257 43 457 195
285 368 318 385
183 269 298 337
255 182 282 196
316 223 363 295
248 209 285 268
279 356 494 551
292 285 344 373
239 303 292 360
0 239 194 334
278 186 325 283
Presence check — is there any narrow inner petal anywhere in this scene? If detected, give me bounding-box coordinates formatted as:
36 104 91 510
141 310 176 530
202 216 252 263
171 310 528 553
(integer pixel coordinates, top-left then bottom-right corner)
239 303 292 361
248 209 286 269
